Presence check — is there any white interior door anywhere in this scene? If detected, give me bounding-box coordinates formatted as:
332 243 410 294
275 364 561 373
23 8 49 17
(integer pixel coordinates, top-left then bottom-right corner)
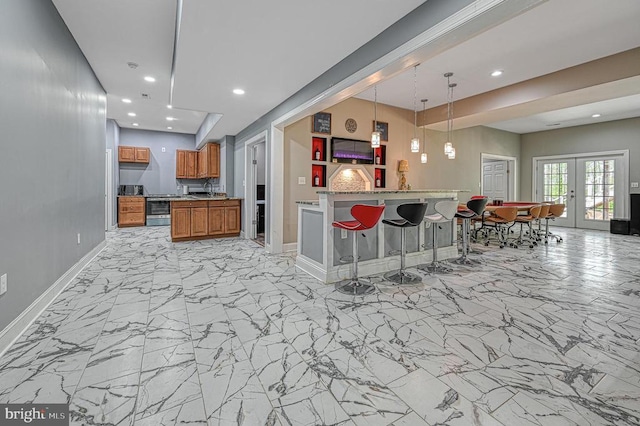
482 160 508 200
535 153 627 230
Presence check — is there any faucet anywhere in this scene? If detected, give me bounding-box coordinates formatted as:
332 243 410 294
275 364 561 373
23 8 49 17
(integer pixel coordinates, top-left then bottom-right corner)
203 180 213 196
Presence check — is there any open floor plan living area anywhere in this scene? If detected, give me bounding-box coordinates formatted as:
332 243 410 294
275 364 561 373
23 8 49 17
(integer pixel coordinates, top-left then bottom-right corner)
2 0 640 425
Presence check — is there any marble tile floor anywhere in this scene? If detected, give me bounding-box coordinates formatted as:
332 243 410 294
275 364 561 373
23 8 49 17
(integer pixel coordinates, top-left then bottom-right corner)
1 226 639 425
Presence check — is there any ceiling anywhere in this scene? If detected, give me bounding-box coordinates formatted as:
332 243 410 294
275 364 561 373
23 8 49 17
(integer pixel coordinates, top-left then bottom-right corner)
354 0 640 133
51 0 640 138
52 0 424 137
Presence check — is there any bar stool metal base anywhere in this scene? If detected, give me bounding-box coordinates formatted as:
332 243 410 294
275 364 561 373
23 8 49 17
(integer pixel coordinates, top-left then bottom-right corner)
418 261 453 274
453 255 480 265
335 279 376 295
383 270 423 285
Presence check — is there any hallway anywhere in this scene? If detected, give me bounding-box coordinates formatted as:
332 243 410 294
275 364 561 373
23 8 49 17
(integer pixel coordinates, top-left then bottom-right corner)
0 227 639 425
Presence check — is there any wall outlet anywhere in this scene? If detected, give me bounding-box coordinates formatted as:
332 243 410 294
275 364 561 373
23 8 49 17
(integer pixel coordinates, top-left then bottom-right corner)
0 274 7 296
632 182 639 188
341 229 348 239
77 233 81 245
298 177 306 185
161 147 166 153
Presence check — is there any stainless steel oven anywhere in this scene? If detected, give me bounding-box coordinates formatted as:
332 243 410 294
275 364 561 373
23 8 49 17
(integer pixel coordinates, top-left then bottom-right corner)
146 196 173 226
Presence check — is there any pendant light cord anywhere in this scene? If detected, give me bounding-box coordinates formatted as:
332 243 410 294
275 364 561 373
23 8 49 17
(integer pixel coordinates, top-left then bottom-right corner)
374 85 377 128
413 66 418 139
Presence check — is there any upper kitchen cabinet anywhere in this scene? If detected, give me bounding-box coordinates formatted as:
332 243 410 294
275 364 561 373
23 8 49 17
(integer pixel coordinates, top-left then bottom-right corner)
118 145 150 164
176 149 198 179
197 143 220 178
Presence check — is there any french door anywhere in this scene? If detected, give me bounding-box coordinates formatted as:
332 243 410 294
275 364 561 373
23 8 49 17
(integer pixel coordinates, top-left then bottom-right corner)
535 153 627 231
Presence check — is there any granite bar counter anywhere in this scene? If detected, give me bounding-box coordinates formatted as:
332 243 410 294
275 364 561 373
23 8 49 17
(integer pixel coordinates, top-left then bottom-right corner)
296 189 468 283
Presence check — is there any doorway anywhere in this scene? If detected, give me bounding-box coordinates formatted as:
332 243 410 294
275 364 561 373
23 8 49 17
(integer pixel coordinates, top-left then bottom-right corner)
253 142 266 245
481 153 517 201
244 132 268 246
533 151 629 230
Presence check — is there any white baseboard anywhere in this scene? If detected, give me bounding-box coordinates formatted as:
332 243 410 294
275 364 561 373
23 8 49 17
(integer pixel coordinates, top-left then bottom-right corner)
0 241 106 358
282 242 297 253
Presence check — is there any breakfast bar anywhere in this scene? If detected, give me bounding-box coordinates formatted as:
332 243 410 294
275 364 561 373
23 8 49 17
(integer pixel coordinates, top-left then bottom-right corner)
296 189 467 283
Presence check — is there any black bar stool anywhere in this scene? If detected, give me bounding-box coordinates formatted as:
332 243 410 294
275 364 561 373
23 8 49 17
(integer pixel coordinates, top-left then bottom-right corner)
332 204 386 295
420 200 459 274
382 202 429 285
455 197 488 265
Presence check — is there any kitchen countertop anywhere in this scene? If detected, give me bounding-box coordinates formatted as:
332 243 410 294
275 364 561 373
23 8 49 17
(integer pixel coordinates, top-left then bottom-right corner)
163 195 243 202
315 189 469 195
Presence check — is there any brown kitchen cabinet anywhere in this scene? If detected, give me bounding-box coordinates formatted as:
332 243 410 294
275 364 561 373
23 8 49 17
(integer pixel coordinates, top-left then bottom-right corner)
191 206 209 236
198 143 220 178
119 146 150 164
118 196 145 227
171 199 241 241
209 200 240 236
176 149 198 179
171 207 191 239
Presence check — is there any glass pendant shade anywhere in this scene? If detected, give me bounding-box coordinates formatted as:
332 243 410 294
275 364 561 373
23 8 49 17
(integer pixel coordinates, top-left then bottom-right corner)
444 141 453 155
410 138 420 153
371 131 381 148
421 152 428 163
447 147 456 160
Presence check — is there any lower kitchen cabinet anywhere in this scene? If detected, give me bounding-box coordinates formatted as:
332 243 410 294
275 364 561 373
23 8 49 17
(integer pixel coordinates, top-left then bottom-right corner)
171 207 191 239
191 206 209 236
209 200 240 236
118 196 145 227
171 199 241 241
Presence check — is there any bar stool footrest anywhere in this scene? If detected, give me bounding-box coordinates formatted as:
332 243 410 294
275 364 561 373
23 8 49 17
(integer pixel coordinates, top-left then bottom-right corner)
418 262 453 274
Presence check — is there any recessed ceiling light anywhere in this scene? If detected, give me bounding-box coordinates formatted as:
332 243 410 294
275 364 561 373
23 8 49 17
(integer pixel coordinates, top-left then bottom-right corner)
132 123 139 127
233 88 245 95
592 113 601 118
490 70 503 77
166 116 175 121
167 104 172 109
122 98 132 103
127 112 136 117
144 76 156 82
167 126 173 130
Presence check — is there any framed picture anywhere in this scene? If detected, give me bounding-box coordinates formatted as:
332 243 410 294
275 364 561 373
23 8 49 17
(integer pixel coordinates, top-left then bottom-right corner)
373 121 388 141
312 112 331 134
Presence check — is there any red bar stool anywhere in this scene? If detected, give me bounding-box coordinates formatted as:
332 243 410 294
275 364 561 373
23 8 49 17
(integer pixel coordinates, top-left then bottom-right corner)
332 204 386 295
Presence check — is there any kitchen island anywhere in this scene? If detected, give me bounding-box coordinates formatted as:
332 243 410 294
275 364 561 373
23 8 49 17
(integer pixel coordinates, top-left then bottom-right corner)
170 196 242 242
296 190 467 283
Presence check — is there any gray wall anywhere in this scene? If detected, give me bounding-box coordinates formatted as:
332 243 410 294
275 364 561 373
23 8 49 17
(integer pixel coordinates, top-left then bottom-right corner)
118 128 196 195
0 0 106 330
520 117 640 200
218 135 235 195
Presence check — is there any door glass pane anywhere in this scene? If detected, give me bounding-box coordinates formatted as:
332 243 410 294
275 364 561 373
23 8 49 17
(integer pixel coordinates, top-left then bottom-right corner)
543 162 568 218
584 159 614 221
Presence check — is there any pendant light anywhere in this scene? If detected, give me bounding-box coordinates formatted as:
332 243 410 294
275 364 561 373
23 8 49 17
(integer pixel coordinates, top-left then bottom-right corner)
410 65 420 153
421 98 428 164
444 72 456 159
371 86 381 148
